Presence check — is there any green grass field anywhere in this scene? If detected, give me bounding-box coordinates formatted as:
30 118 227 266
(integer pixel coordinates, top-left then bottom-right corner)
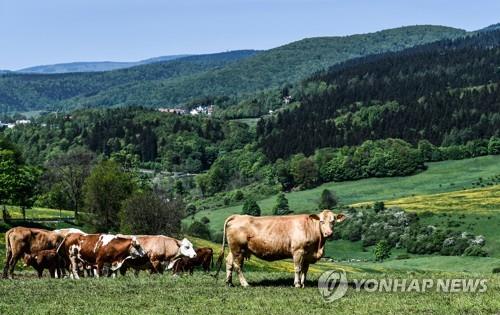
3 206 73 219
191 155 500 235
1 271 498 315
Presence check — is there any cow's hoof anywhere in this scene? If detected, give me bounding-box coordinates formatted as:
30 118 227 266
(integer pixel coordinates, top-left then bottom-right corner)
226 282 234 287
294 283 301 288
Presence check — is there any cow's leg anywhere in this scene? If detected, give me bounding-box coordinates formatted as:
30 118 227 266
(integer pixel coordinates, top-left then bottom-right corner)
300 263 309 288
37 268 43 278
2 247 13 278
120 266 127 276
69 256 80 280
293 250 305 288
49 267 56 278
96 262 104 278
233 254 249 287
225 252 234 286
6 252 21 279
151 260 162 274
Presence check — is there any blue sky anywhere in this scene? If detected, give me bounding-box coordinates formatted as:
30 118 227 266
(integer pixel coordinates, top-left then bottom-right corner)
1 0 499 70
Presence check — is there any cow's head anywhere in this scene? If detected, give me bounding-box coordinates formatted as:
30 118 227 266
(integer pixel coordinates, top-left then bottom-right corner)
128 237 146 258
179 238 197 258
22 253 36 267
316 210 346 238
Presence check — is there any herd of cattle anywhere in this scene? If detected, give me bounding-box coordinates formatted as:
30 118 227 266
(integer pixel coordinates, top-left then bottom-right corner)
2 210 346 288
2 227 213 279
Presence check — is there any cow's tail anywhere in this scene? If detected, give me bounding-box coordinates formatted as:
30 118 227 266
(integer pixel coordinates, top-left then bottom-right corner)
56 234 69 254
213 215 234 280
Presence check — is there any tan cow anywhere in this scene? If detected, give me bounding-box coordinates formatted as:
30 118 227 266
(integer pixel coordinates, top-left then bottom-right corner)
117 235 197 276
216 210 346 288
59 233 146 279
3 227 65 279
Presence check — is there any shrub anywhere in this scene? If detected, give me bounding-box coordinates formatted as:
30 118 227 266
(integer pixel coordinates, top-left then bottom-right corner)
463 245 488 257
318 189 338 210
233 190 244 201
200 216 210 225
374 240 391 262
273 193 292 215
373 201 385 213
492 267 500 274
187 221 211 240
242 198 261 216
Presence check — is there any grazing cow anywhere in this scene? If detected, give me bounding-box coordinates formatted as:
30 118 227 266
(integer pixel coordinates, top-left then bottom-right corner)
22 249 65 278
59 233 146 279
118 235 197 276
172 247 213 275
3 227 65 279
216 210 346 288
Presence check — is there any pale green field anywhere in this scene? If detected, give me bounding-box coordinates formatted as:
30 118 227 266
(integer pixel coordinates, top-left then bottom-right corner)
3 206 73 219
191 155 500 234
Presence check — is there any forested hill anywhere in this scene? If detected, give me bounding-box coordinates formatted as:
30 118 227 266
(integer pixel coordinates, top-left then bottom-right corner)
16 55 191 74
0 25 465 112
257 30 500 160
0 50 258 113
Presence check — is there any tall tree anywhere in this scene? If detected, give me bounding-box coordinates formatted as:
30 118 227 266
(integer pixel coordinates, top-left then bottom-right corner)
46 147 95 216
83 160 134 232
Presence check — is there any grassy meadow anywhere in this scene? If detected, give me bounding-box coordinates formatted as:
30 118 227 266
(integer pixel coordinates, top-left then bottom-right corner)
0 271 498 315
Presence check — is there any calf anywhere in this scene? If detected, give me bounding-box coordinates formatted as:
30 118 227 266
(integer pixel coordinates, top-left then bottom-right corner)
23 249 65 278
173 247 213 275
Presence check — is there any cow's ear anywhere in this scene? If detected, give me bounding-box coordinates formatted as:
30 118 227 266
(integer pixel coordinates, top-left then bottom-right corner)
309 214 320 221
335 213 346 223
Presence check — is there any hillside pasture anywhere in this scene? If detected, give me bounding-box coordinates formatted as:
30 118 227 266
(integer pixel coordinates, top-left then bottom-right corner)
192 155 500 234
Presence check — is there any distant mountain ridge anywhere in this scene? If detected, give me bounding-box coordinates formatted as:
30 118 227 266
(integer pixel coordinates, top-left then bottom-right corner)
16 54 191 74
0 25 468 112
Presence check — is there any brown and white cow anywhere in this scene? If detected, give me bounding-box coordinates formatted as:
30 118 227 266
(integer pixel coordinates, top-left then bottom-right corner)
118 235 197 276
216 210 346 288
59 233 146 279
3 227 65 279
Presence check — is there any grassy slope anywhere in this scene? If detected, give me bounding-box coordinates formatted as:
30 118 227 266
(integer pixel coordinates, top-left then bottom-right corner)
193 155 500 234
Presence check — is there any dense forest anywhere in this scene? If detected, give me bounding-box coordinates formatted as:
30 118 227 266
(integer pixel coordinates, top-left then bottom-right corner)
257 30 500 159
0 25 464 112
3 108 252 172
